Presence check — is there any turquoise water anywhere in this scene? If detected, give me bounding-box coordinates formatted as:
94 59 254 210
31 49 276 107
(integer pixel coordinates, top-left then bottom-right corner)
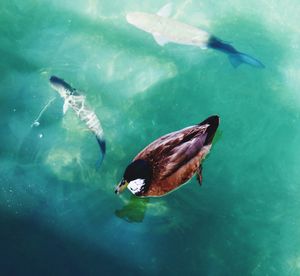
1 0 300 275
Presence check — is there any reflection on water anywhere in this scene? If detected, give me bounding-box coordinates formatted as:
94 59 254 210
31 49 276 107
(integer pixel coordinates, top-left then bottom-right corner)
115 195 149 223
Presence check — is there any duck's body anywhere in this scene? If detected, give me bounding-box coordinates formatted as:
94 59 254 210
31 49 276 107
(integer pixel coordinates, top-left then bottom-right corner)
133 125 212 197
115 115 220 197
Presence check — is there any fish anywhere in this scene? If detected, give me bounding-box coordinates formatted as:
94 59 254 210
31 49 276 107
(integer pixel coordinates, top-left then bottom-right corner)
126 3 264 68
49 76 106 164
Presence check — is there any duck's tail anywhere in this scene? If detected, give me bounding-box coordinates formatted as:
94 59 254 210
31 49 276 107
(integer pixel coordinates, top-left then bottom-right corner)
199 115 220 146
228 52 265 68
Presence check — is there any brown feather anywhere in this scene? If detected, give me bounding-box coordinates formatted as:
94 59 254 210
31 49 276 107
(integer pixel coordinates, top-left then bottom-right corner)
133 124 211 196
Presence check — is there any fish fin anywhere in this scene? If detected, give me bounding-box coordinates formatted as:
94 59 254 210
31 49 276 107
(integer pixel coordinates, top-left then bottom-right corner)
157 3 173 17
228 54 243 68
196 165 203 186
228 53 265 68
153 33 170 46
63 101 69 114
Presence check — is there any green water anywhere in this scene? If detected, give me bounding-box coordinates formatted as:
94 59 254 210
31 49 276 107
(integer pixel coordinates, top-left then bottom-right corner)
1 0 300 275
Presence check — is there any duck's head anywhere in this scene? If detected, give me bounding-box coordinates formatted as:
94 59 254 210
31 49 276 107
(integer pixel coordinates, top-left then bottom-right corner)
115 159 152 196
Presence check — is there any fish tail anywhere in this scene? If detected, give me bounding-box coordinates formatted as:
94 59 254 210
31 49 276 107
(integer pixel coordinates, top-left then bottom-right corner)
208 36 264 68
95 136 106 167
228 52 265 68
97 136 106 155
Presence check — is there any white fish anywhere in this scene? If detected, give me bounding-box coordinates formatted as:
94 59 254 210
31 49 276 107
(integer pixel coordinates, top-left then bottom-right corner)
49 76 106 164
126 3 264 68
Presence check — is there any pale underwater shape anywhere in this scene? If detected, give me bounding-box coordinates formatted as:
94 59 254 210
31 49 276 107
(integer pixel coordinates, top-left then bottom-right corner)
104 52 178 94
126 11 210 48
45 147 82 182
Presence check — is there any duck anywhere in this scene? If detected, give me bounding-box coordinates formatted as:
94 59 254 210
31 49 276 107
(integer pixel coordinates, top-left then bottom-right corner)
115 115 220 197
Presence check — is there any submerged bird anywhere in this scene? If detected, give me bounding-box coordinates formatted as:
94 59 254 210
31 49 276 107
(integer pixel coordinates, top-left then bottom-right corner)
49 76 106 163
126 3 264 68
115 115 219 197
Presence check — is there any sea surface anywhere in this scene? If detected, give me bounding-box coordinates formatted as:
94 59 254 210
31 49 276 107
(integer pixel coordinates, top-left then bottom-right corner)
1 1 300 275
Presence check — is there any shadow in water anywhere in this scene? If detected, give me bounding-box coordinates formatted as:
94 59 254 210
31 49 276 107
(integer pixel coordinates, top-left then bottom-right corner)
115 196 149 223
0 208 142 276
0 48 38 77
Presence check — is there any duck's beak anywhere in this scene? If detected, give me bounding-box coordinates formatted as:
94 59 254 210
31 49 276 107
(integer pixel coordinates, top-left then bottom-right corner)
114 179 129 194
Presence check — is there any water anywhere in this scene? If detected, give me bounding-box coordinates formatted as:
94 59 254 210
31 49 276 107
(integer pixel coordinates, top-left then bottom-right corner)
1 0 300 275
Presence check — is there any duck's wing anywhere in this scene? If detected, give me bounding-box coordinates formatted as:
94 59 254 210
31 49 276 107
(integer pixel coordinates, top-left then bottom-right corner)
158 128 209 180
134 125 204 160
134 124 209 177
